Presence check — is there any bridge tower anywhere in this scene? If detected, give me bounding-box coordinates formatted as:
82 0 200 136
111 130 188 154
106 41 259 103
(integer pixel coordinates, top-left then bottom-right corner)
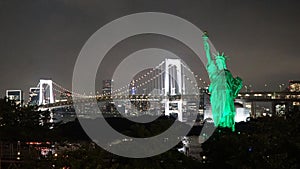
164 59 185 121
38 79 54 105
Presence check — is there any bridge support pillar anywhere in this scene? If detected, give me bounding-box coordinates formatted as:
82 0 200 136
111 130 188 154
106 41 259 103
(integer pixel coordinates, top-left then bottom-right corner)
164 59 184 122
38 79 54 105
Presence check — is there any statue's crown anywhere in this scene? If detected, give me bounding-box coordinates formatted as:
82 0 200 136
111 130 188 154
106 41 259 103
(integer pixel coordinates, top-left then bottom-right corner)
214 52 227 61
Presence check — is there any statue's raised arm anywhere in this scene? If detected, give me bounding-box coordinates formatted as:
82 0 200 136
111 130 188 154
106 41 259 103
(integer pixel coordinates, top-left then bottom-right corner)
202 31 213 66
202 31 217 81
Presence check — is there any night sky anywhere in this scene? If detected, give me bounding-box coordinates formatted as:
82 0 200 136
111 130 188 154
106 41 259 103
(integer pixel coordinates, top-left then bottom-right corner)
0 0 299 99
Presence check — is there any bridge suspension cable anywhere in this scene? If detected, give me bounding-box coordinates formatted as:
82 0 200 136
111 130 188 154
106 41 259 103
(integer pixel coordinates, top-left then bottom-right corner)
49 60 209 98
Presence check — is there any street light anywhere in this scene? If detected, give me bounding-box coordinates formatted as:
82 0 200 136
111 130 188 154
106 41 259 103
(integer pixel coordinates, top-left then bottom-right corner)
245 85 248 92
279 83 285 91
264 84 268 92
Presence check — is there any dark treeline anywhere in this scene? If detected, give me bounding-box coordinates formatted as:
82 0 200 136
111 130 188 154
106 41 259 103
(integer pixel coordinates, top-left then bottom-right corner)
0 98 299 169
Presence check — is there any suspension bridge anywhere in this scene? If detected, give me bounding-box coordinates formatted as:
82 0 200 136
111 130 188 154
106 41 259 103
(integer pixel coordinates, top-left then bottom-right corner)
33 59 210 122
32 58 300 121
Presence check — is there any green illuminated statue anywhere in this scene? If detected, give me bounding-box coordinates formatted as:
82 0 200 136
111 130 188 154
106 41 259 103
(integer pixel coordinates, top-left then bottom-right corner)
202 32 243 131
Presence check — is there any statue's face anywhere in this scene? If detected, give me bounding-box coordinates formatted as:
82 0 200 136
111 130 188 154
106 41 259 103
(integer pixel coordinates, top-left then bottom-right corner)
216 59 226 70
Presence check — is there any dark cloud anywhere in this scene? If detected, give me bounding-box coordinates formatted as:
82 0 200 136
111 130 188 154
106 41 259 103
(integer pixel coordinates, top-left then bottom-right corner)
0 0 299 98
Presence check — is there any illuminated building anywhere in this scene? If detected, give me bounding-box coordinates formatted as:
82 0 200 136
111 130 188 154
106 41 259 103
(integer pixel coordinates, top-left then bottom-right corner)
288 80 300 92
102 80 112 95
130 81 136 95
58 91 72 102
6 89 23 106
288 80 300 108
28 87 40 106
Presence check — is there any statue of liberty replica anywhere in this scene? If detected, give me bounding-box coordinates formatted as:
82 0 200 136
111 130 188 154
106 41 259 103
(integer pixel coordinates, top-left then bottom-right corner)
202 32 243 131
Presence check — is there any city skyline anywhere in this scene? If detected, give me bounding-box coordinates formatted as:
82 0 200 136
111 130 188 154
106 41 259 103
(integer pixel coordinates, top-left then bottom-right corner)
0 0 300 98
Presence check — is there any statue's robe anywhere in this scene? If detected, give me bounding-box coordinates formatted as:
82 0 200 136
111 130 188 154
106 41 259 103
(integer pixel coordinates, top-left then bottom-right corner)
206 62 242 131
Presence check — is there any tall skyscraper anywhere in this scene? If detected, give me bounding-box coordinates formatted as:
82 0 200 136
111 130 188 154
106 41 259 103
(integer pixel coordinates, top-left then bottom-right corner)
130 81 136 95
102 80 112 95
28 87 40 106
